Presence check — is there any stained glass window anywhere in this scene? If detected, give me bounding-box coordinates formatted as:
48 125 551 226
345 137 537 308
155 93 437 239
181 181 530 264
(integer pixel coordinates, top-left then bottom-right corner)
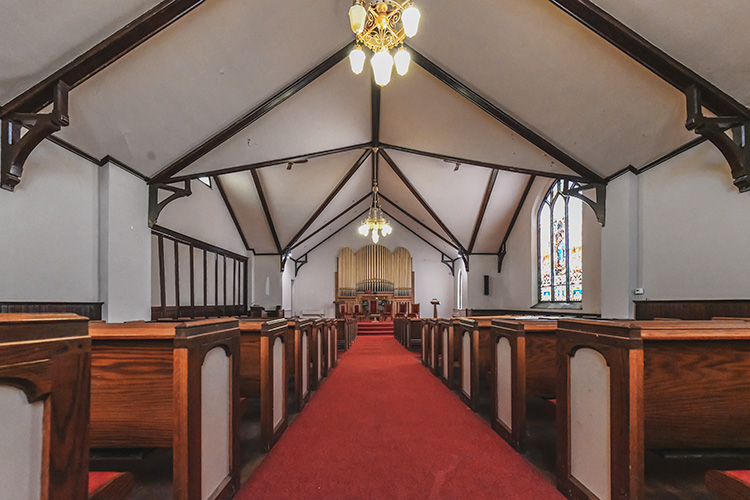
538 180 582 303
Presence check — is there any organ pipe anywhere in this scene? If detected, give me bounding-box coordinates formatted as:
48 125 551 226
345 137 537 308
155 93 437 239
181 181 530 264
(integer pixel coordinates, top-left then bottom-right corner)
337 245 411 296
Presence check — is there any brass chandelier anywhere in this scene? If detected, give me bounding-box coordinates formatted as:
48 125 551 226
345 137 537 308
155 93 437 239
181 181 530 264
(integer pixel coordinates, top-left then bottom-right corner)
358 181 392 243
348 0 421 86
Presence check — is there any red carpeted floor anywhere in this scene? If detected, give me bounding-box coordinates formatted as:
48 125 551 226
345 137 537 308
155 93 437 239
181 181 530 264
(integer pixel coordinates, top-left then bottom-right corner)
237 335 563 500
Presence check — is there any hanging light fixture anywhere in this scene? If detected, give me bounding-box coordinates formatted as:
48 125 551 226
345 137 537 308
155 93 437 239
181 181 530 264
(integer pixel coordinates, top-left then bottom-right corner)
358 181 392 243
347 0 420 86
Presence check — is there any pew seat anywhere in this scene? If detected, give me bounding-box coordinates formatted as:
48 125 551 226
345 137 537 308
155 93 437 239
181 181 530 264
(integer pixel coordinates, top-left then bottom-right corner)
88 471 134 500
706 470 750 500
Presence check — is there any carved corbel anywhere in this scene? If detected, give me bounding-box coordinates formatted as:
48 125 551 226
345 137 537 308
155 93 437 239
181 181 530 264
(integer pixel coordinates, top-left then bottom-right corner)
564 183 606 226
686 85 750 193
1 82 70 191
148 180 192 227
441 254 456 276
497 243 507 273
292 254 309 277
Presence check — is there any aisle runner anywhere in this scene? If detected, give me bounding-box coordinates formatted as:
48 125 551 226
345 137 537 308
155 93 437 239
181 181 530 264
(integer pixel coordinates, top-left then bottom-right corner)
237 335 563 499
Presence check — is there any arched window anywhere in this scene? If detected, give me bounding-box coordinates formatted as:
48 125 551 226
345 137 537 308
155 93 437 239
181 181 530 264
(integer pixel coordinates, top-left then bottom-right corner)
457 269 464 310
538 180 582 303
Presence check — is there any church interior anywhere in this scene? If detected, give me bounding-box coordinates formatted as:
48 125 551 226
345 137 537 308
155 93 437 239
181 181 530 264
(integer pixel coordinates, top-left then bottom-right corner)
2 0 750 499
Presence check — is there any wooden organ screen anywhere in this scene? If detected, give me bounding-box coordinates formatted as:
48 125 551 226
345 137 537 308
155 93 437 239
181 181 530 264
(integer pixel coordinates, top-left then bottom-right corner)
337 245 412 297
151 225 248 320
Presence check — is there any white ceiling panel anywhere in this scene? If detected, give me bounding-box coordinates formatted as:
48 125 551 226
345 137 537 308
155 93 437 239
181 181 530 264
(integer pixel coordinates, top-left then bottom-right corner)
259 149 365 248
472 174 535 254
381 64 579 178
0 0 161 104
54 0 352 177
178 60 372 178
292 200 371 257
296 152 373 243
377 158 454 243
381 208 459 257
592 0 750 106
385 150 492 249
219 172 277 254
408 0 695 176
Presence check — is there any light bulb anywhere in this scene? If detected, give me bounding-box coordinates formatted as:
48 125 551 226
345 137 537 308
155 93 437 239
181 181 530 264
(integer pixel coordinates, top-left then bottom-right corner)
359 223 369 236
371 50 394 86
349 2 367 34
372 231 380 243
394 47 410 76
402 4 420 37
349 46 366 75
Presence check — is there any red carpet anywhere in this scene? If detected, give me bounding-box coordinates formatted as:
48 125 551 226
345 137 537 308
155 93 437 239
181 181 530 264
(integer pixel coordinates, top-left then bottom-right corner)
357 320 394 335
237 335 563 500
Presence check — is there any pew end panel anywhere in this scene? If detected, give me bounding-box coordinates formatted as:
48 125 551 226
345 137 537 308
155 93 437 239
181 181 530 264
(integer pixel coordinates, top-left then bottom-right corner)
0 313 91 500
408 318 422 351
428 319 441 376
238 318 288 451
437 320 453 389
89 318 242 500
421 320 430 367
291 319 313 412
326 319 338 372
453 318 479 411
311 319 325 390
705 470 750 500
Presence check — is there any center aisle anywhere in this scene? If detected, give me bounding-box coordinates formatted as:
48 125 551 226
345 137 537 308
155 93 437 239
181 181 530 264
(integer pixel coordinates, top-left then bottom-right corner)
237 335 563 499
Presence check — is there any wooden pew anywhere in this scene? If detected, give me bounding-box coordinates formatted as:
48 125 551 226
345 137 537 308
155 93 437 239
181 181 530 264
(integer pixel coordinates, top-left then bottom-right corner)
420 319 433 368
237 318 288 451
311 319 326 391
453 318 480 410
394 317 407 346
555 319 750 500
326 319 338 373
336 318 350 352
88 472 134 500
88 318 241 500
406 317 423 351
490 317 558 451
706 470 750 500
435 319 454 388
286 319 312 411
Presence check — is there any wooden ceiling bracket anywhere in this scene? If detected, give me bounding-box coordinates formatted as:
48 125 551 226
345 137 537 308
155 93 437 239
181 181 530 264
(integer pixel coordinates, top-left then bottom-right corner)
497 242 507 273
1 82 69 191
686 85 750 193
148 180 192 228
441 254 456 276
292 254 309 277
564 183 606 226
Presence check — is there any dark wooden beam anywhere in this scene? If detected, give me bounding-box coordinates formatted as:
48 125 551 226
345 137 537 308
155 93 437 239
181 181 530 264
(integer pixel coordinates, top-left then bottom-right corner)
606 136 709 182
150 225 248 263
382 209 455 257
380 149 467 252
549 0 750 120
283 149 371 253
167 143 371 183
1 0 207 116
300 209 369 258
292 193 370 250
150 41 355 184
372 80 381 145
468 170 498 254
498 176 536 255
214 176 250 251
380 143 585 182
409 47 604 183
250 170 282 254
379 193 458 250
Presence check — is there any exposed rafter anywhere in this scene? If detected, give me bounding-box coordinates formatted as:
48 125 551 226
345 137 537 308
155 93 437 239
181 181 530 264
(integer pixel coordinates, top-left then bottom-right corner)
409 46 604 184
150 41 356 184
214 176 250 251
292 193 371 250
167 143 371 183
379 193 458 251
498 176 536 272
372 80 381 146
282 149 371 255
548 0 750 121
381 209 458 261
380 143 585 182
468 170 498 254
1 0 207 116
250 170 281 253
380 149 467 253
291 209 370 273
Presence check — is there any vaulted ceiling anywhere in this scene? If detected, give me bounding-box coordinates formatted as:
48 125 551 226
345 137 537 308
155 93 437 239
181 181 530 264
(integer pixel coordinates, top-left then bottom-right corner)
2 0 748 263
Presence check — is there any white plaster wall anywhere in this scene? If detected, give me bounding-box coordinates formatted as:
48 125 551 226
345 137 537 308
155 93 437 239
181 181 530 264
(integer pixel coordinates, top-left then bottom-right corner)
290 218 455 319
0 141 99 301
638 142 750 300
600 172 639 319
254 255 283 310
98 163 151 321
470 179 602 314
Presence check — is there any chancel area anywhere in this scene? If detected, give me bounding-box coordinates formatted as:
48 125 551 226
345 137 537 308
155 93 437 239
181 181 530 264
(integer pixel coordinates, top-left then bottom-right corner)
2 1 750 499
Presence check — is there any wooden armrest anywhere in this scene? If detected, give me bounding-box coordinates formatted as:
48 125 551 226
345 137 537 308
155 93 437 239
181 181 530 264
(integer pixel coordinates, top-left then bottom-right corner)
706 470 750 500
89 471 134 500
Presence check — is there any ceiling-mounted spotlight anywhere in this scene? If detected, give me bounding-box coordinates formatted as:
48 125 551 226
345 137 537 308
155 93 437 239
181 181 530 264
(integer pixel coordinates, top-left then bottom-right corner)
286 159 309 171
454 162 461 171
443 159 461 171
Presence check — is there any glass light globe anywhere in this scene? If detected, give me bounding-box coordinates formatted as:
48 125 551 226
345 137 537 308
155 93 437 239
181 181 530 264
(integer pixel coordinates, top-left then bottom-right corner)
382 223 392 235
371 50 394 86
372 231 380 243
402 4 420 37
359 223 369 236
394 47 410 76
349 2 367 34
349 46 366 75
